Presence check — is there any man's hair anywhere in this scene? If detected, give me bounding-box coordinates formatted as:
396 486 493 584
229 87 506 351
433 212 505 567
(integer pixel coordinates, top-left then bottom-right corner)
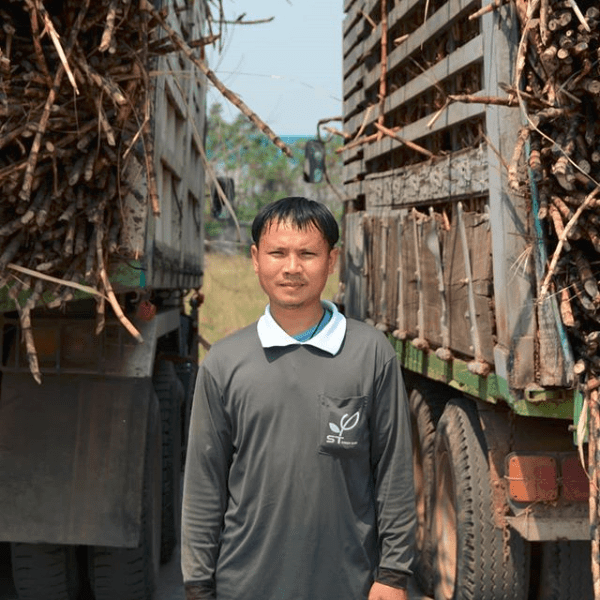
251 197 339 250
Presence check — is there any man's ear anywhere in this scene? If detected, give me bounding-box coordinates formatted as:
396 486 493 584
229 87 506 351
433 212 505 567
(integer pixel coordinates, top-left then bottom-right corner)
251 244 259 273
328 247 339 274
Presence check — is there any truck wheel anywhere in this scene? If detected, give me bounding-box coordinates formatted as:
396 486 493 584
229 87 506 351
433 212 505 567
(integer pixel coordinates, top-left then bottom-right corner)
537 541 593 599
174 360 198 467
88 394 162 600
153 359 184 563
433 398 530 600
10 543 79 600
409 387 444 596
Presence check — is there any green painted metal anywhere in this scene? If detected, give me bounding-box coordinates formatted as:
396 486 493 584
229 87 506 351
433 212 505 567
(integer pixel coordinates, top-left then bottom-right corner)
392 336 576 420
0 260 145 313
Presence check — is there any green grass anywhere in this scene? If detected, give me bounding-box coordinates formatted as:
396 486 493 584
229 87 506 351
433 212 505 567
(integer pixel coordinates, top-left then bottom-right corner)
198 252 340 361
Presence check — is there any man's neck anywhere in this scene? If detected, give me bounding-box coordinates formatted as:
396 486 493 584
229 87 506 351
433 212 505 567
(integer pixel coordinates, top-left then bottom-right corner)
270 302 325 337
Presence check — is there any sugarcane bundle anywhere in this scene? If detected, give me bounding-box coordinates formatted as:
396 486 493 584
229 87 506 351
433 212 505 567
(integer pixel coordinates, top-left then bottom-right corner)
506 0 600 375
0 0 219 381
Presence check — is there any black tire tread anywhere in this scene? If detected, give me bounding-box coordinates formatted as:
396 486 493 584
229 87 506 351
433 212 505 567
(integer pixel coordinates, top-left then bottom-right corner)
434 398 529 600
153 359 184 564
538 540 593 600
409 386 445 596
10 543 79 600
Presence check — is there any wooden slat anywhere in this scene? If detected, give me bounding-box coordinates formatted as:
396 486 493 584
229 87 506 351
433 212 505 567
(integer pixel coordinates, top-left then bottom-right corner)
344 211 367 319
343 34 369 79
343 62 367 101
343 158 366 183
340 143 364 166
443 208 494 362
344 34 483 134
343 3 369 55
355 0 427 68
482 6 535 387
344 0 366 36
344 0 360 14
344 180 366 200
365 146 488 209
364 0 480 92
364 101 485 162
385 214 399 330
419 214 444 347
343 87 367 121
399 212 419 338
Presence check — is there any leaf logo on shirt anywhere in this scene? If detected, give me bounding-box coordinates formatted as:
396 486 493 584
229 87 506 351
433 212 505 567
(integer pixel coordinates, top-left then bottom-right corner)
327 411 360 445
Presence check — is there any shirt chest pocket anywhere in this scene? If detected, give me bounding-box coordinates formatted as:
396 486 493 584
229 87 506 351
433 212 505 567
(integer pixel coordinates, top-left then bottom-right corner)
318 394 369 456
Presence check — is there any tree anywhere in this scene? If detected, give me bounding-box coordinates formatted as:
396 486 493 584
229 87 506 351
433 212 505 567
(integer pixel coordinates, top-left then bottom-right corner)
206 102 343 228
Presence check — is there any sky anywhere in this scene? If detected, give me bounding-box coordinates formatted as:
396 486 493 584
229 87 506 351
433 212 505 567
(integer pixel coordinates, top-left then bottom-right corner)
206 1 343 137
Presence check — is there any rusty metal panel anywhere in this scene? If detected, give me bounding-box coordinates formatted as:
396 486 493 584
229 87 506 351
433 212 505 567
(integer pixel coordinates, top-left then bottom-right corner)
0 374 152 547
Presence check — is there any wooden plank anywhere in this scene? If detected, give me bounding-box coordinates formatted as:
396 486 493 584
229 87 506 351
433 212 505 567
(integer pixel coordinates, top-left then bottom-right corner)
385 35 483 117
343 4 368 55
344 34 483 134
343 88 368 121
365 145 489 209
443 207 494 362
482 4 537 388
344 0 360 14
343 158 366 183
343 58 367 99
418 213 444 347
343 75 365 110
400 212 420 338
385 214 400 331
364 101 485 162
343 0 366 37
356 0 427 65
344 180 366 200
344 212 367 319
343 34 369 79
364 0 479 92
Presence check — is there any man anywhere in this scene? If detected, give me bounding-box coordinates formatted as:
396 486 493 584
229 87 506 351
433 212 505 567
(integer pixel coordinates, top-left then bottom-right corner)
182 197 415 600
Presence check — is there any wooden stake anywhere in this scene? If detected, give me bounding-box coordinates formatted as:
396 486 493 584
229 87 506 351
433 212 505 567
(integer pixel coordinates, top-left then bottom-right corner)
374 122 434 158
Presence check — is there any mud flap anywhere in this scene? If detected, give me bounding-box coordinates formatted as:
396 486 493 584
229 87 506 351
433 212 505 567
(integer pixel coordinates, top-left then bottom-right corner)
0 373 153 547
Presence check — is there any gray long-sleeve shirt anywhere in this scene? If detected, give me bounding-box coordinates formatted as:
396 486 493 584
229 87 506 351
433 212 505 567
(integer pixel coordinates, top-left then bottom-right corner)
181 316 415 600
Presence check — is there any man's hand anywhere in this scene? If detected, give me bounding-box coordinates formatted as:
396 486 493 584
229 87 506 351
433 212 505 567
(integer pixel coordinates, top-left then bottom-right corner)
368 581 409 600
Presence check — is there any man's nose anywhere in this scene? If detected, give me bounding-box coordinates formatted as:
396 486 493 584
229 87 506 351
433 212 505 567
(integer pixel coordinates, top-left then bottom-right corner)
284 254 301 273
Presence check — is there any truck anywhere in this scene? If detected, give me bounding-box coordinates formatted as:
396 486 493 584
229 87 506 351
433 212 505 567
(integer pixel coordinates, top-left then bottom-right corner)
340 0 599 598
0 2 207 599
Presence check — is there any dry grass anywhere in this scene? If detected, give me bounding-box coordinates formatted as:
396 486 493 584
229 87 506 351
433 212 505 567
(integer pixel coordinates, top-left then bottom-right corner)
198 252 340 361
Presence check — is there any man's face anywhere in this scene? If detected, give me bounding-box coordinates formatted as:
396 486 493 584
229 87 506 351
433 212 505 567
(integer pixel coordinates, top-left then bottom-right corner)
251 220 338 312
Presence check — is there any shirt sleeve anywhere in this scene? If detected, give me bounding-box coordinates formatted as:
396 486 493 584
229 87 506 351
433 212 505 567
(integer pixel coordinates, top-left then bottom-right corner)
181 360 233 594
370 354 416 586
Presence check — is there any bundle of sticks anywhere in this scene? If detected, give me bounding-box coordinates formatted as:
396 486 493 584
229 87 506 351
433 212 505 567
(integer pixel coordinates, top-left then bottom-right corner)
510 0 600 379
0 0 220 381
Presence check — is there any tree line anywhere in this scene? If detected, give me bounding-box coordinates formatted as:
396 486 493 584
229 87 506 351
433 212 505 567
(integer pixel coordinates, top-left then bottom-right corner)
205 102 343 238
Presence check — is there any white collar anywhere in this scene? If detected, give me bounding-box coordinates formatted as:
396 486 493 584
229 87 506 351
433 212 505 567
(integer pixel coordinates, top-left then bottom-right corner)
256 300 346 356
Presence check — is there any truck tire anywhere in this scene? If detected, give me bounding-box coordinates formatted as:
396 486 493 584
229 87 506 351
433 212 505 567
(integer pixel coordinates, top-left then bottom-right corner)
153 359 184 564
88 394 162 600
174 360 198 467
10 543 79 600
537 541 593 599
409 386 444 596
433 398 530 600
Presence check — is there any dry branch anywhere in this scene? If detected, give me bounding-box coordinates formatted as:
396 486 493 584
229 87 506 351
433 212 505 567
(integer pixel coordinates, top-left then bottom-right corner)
140 0 293 159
